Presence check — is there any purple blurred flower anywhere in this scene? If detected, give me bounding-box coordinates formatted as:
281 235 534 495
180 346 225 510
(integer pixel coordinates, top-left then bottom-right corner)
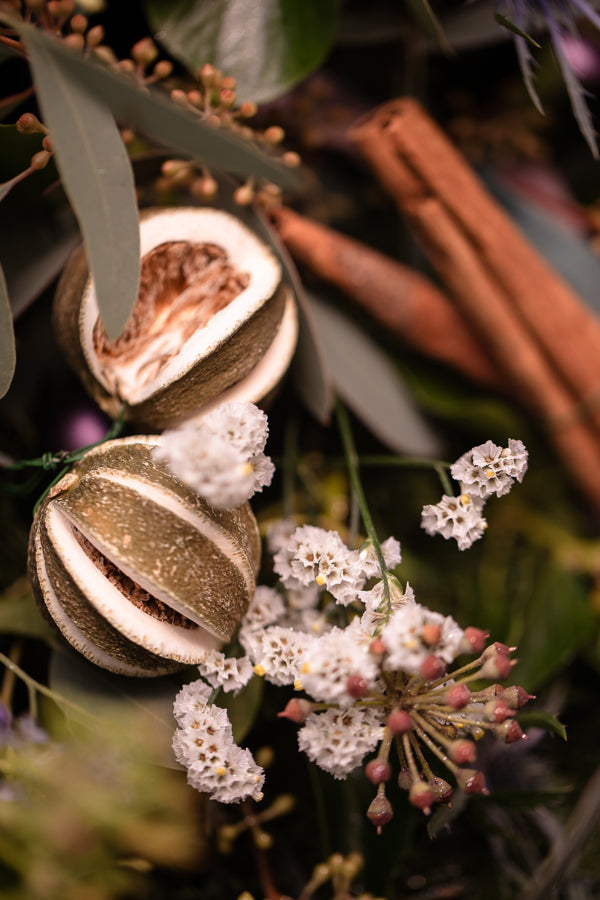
498 0 600 156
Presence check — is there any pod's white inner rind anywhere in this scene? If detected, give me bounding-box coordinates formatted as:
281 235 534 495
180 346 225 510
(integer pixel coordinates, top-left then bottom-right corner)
46 504 222 663
80 208 282 403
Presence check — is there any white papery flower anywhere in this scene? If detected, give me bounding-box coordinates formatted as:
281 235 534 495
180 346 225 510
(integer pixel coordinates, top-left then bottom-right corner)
421 493 487 550
273 525 366 605
196 650 254 694
172 680 264 803
243 625 315 686
358 537 402 579
300 624 379 706
298 706 385 779
380 600 464 673
451 439 528 499
240 585 286 631
359 576 415 633
153 402 274 509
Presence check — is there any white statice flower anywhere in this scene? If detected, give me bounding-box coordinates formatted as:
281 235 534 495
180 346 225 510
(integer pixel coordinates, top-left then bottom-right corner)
273 525 366 605
153 402 274 509
380 600 464 673
359 575 416 633
298 706 385 779
358 537 402 579
421 493 487 550
242 624 316 686
240 585 286 632
451 439 528 499
196 650 254 694
265 518 297 556
172 680 264 803
300 623 379 707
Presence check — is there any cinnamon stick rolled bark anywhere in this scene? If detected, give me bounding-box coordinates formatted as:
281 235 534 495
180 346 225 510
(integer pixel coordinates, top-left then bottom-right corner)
349 99 600 434
269 205 500 389
349 98 600 512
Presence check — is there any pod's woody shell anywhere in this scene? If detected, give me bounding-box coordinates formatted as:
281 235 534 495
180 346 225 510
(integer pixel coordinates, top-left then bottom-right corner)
28 435 261 677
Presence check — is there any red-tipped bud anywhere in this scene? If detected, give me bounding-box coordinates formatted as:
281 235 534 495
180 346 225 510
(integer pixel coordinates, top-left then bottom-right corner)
409 781 434 814
446 683 471 708
69 13 87 34
484 699 514 723
420 655 446 681
428 776 454 803
30 150 51 170
219 88 236 108
421 623 442 646
455 769 489 795
502 686 534 709
131 37 159 67
191 175 218 199
264 125 285 144
153 59 173 80
482 642 513 660
397 768 413 791
461 626 489 654
369 637 386 657
86 25 104 49
238 101 257 118
346 675 369 699
448 740 477 765
283 150 301 168
366 794 393 833
479 652 514 681
199 63 218 88
365 759 392 785
221 75 237 90
493 719 526 743
16 113 47 135
387 709 412 735
277 698 315 723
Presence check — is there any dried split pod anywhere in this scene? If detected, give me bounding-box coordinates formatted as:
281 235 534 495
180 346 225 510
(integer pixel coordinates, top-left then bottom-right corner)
28 436 261 677
53 207 298 429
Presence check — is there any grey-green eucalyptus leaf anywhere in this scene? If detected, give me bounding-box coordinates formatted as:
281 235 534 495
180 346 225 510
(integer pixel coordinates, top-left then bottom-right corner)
6 19 302 190
21 29 140 342
0 260 16 399
145 0 340 104
306 293 442 456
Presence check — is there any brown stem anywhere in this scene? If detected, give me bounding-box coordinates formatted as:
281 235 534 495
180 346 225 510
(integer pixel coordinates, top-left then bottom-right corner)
269 205 500 389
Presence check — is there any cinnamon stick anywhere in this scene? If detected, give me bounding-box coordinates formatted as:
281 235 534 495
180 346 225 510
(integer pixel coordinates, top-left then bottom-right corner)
349 98 600 512
269 205 500 389
349 99 600 435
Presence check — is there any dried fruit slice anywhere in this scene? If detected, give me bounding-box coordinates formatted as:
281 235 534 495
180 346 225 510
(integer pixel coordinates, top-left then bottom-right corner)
54 207 297 428
28 436 261 676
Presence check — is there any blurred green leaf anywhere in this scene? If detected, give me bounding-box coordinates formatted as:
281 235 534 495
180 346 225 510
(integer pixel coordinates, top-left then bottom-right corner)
145 0 340 103
3 18 302 190
49 646 185 766
0 261 15 399
306 292 442 456
21 29 141 342
222 674 264 743
0 576 54 641
519 710 567 740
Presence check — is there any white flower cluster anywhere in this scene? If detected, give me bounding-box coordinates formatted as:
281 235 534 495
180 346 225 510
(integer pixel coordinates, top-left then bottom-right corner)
421 439 528 549
172 679 264 803
153 402 274 509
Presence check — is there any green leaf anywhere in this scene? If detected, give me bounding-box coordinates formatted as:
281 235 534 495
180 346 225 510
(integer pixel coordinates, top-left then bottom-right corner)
0 260 15 399
49 645 187 766
4 19 302 190
221 675 264 743
518 710 567 741
306 292 442 456
0 577 55 642
145 0 341 104
20 29 140 342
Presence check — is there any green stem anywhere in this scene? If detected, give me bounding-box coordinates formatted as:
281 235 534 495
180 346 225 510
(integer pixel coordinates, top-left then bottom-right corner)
358 454 455 495
335 400 390 614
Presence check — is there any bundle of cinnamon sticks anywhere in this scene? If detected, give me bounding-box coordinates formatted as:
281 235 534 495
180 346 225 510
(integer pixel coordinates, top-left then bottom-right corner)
271 98 600 515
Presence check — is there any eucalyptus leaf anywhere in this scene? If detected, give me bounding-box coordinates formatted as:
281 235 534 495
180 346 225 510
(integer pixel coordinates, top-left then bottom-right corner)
145 0 340 104
5 19 302 190
518 710 567 741
306 293 442 456
49 645 187 766
0 260 15 399
21 29 140 342
0 577 55 642
221 674 264 744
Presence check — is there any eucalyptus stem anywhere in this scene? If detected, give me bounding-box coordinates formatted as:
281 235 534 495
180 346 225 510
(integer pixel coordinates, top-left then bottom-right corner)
335 399 391 613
